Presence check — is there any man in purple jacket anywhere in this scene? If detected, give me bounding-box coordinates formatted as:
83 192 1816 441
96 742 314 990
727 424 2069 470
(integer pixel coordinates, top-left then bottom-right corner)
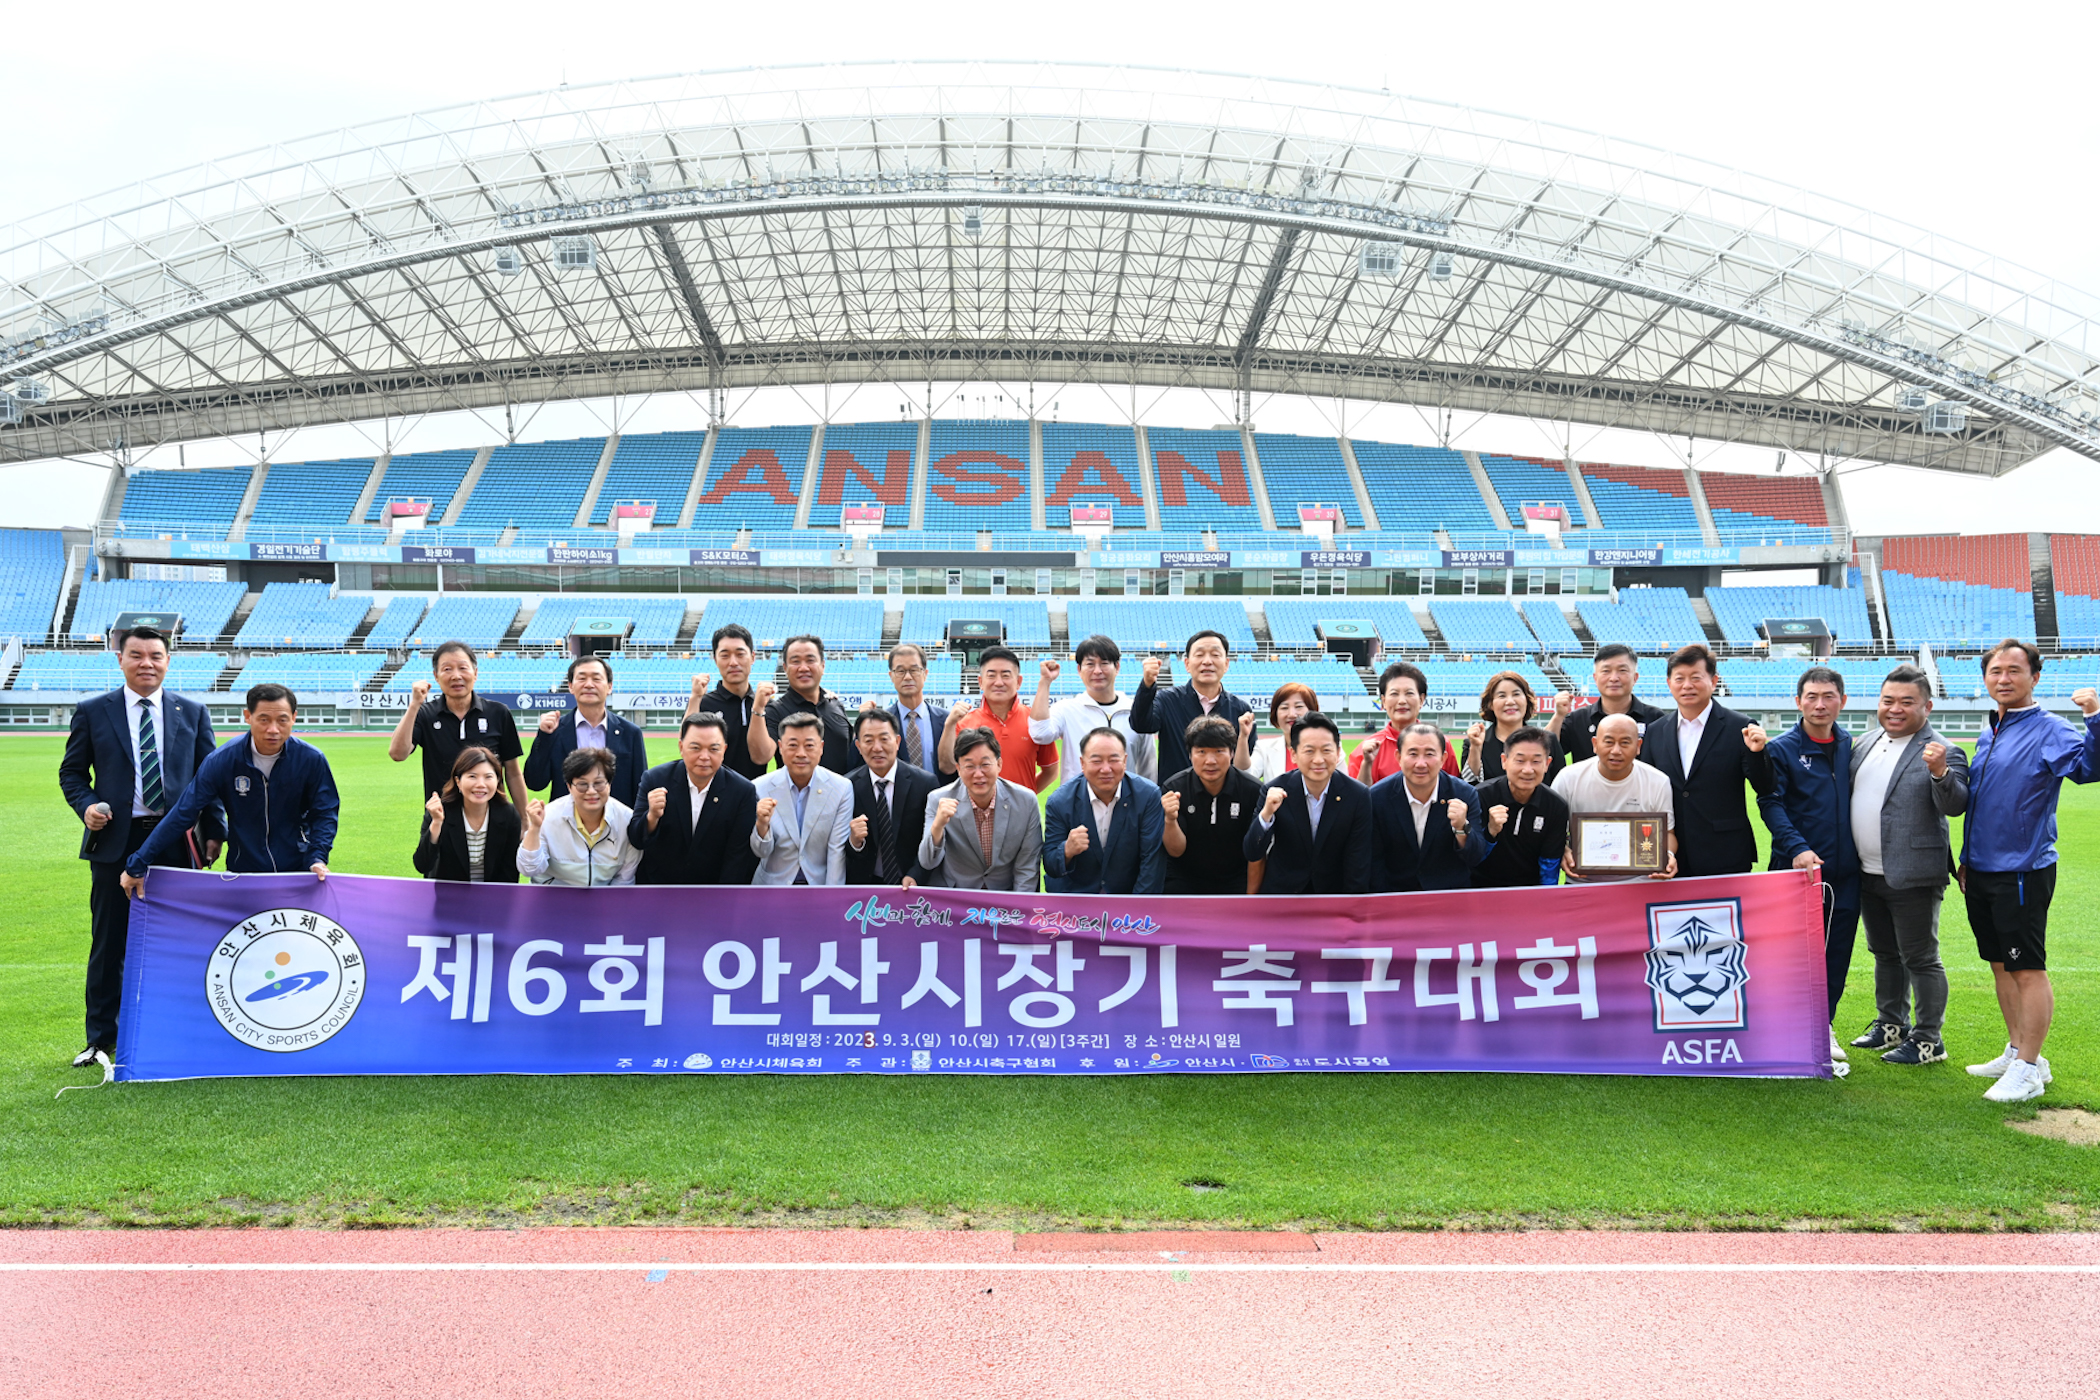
1958 640 2100 1104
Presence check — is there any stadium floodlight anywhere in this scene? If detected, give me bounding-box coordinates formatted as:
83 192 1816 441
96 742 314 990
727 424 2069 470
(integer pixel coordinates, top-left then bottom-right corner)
550 236 597 271
1894 386 1930 412
624 154 654 191
1358 242 1404 278
962 205 985 237
491 246 524 276
1925 402 1968 434
1428 252 1455 281
10 378 49 404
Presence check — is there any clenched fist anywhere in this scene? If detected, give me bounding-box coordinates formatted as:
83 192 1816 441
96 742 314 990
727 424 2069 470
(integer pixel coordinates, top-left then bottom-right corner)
1238 712 1257 742
1465 721 1487 748
411 678 432 706
1160 791 1182 823
523 799 546 834
1487 803 1509 837
1923 741 1949 779
932 796 960 833
1142 656 1166 687
1063 825 1091 860
753 796 778 838
1040 657 1061 683
850 814 869 847
1552 690 1574 718
646 785 668 830
2075 687 2099 717
689 673 712 702
1446 798 1469 832
753 682 777 709
424 791 446 830
1743 722 1769 752
1261 787 1287 822
538 709 561 734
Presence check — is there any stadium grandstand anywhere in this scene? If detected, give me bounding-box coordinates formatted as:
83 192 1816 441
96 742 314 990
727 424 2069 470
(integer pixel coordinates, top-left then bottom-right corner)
5 64 2099 738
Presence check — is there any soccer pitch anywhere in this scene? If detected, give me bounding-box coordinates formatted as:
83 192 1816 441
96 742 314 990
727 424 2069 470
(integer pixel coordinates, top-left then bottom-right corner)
2 733 2092 1230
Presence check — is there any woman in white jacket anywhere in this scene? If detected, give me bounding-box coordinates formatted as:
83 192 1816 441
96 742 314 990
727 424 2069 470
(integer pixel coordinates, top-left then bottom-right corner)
1247 681 1319 783
517 746 642 887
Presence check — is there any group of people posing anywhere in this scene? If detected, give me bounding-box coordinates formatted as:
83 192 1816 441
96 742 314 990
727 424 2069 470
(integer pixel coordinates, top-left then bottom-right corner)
63 620 2097 1106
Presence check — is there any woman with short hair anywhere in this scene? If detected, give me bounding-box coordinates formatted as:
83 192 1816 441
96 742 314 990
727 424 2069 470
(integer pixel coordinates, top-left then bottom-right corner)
1248 682 1319 782
1460 670 1567 785
517 746 642 887
414 745 522 882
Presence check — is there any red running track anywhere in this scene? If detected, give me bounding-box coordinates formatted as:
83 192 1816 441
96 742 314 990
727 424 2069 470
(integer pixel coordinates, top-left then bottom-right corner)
3 1228 2095 1398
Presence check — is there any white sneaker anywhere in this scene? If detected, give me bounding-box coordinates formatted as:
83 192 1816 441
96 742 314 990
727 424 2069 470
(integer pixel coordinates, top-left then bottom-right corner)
1982 1059 2047 1104
1968 1044 2017 1078
1829 1031 1848 1062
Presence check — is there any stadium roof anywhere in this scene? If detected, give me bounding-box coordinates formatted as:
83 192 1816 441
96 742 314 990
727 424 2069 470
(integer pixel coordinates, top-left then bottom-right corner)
5 61 2100 475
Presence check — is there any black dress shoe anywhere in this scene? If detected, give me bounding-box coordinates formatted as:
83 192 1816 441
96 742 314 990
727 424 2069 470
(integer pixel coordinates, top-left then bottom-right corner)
70 1044 109 1069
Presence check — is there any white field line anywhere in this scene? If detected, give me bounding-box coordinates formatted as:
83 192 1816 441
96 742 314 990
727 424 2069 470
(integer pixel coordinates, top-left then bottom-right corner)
1 1261 2095 1275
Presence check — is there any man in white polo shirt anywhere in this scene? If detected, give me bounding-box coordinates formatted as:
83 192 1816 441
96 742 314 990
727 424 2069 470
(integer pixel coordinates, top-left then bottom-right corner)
1029 634 1156 781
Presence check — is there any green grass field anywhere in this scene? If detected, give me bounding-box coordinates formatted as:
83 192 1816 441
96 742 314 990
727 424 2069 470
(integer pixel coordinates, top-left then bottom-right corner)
2 732 2093 1230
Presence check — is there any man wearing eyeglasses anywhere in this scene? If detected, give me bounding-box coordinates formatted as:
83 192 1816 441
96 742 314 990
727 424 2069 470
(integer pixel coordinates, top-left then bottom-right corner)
876 642 953 778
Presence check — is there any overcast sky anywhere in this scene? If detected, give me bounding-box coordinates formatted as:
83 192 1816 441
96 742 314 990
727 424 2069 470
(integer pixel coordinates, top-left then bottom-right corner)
8 0 2096 535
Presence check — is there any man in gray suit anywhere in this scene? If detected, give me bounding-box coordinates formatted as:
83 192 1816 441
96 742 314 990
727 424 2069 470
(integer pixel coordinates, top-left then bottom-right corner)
916 727 1042 892
748 713 853 885
1849 664 1969 1065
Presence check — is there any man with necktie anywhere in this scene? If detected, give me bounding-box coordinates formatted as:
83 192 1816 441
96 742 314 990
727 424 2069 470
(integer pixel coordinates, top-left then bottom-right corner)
845 709 935 885
880 642 953 779
57 625 222 1068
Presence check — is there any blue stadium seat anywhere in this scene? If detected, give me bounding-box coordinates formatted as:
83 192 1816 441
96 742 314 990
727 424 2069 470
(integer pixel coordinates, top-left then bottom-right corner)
1429 599 1538 651
923 421 1033 534
690 425 810 532
1880 572 2036 649
1350 441 1495 532
403 595 522 651
387 651 565 693
235 652 387 695
1576 589 1707 651
814 421 923 529
1043 422 1145 528
1146 428 1265 532
1062 599 1257 653
899 599 1053 648
250 460 372 527
115 466 252 537
1580 464 1701 536
1221 658 1373 711
13 650 226 692
234 583 370 650
1478 454 1581 531
1412 658 1566 713
71 580 247 643
1253 434 1360 528
520 596 689 649
1705 585 1873 648
360 596 428 649
0 528 65 641
1261 597 1430 650
364 449 480 523
1519 600 1581 650
456 437 604 530
696 597 885 652
592 431 707 525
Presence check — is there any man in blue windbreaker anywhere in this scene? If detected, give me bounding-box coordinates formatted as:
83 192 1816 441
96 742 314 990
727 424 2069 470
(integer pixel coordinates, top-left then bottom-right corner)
1958 640 2100 1105
123 684 340 897
1757 666 1859 1069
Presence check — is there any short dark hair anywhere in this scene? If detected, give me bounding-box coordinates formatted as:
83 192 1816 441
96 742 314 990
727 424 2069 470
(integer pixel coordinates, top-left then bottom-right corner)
1667 642 1717 677
442 745 506 806
432 640 476 668
783 633 825 660
1379 661 1428 699
1078 726 1127 755
1593 643 1638 667
1882 664 1932 699
853 707 901 741
1183 629 1231 656
566 654 612 686
1289 711 1341 749
976 645 1022 673
1503 724 1553 756
679 712 728 741
1184 715 1238 752
1399 721 1442 744
1796 665 1845 697
777 711 822 736
952 725 1002 763
117 624 170 653
245 682 297 712
1073 634 1122 667
711 623 755 655
1980 639 2042 675
887 642 927 669
562 746 615 785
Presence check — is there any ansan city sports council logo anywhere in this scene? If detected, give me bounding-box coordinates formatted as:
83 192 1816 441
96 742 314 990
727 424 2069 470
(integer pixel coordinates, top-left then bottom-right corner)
206 909 367 1052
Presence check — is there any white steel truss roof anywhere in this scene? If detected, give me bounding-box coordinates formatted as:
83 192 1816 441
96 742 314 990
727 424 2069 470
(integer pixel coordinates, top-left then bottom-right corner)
5 61 2099 474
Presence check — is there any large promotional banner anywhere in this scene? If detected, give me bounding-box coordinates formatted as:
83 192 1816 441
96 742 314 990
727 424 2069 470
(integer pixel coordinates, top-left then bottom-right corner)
116 868 1830 1081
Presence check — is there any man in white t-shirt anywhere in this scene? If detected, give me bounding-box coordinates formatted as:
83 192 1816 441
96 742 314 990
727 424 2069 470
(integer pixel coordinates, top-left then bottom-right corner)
1553 713 1677 882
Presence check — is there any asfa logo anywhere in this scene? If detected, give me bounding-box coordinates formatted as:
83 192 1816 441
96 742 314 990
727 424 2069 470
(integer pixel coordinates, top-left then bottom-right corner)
206 909 366 1053
1644 899 1749 1032
1248 1053 1289 1069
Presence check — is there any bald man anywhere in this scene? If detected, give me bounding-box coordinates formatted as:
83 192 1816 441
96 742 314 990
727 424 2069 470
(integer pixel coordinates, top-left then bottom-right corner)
1552 713 1677 882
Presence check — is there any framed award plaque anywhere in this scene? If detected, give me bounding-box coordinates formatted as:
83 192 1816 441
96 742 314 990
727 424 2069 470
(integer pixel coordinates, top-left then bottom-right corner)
1569 812 1668 876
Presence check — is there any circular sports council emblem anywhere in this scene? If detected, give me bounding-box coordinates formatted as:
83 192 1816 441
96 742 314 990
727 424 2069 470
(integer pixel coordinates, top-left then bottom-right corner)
205 909 367 1052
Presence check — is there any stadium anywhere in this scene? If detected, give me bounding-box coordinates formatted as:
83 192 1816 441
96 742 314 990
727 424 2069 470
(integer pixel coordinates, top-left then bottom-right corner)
5 60 2100 1391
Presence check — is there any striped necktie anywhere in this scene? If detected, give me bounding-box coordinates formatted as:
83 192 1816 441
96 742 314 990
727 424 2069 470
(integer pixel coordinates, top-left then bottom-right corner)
138 698 165 812
903 710 924 768
869 777 896 882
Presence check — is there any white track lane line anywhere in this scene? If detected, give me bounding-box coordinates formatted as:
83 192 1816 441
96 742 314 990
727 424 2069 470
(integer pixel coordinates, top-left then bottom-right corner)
1 1261 2095 1274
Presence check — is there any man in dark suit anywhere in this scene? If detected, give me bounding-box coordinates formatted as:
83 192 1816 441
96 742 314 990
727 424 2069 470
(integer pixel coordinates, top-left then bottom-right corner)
56 625 223 1066
880 642 952 778
1642 643 1774 877
1042 729 1165 895
1369 723 1488 892
1244 712 1371 895
525 655 650 808
1129 629 1256 784
628 713 760 886
843 709 934 885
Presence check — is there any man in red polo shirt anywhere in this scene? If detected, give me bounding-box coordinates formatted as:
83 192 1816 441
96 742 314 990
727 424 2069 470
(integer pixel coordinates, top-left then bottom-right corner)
1353 660 1460 786
944 646 1060 793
